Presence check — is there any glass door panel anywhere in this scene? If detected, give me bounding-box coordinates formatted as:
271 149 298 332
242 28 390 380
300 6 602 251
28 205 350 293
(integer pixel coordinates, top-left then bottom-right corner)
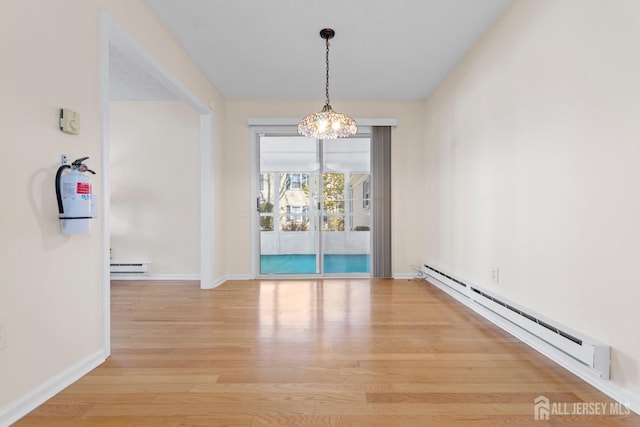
258 134 370 275
259 136 318 274
321 138 371 274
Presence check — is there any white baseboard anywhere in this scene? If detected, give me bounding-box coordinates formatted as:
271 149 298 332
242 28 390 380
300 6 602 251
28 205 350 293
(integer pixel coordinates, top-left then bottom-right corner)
149 274 200 281
222 274 253 282
0 349 106 427
209 275 230 288
110 274 200 281
424 274 640 416
392 272 416 280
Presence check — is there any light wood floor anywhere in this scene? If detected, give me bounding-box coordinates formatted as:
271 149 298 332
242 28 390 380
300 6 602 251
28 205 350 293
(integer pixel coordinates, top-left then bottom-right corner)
15 279 640 426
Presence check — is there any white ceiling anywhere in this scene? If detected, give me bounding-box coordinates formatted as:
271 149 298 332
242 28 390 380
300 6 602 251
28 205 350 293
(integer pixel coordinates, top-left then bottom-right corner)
139 0 512 101
109 44 179 101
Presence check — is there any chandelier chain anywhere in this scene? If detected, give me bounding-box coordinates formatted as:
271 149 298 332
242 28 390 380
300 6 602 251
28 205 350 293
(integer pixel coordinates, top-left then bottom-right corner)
325 38 330 106
297 28 357 139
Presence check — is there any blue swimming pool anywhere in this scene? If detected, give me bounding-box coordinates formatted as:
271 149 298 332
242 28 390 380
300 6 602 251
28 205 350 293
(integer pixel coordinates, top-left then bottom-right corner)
260 254 370 274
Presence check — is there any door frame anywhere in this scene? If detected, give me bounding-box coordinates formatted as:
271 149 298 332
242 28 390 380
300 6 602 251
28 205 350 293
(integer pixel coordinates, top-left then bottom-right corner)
249 119 397 278
100 12 215 355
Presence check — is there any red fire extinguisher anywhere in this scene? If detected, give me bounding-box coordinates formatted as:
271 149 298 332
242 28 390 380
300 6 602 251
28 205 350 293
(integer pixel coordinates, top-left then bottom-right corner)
55 157 96 235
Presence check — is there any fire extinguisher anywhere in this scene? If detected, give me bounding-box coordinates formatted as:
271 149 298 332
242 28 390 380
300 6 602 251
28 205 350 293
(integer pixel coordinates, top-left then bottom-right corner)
55 157 96 235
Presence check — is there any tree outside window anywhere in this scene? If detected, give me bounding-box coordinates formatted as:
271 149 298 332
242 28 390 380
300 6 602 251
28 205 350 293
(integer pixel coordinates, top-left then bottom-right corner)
323 173 345 231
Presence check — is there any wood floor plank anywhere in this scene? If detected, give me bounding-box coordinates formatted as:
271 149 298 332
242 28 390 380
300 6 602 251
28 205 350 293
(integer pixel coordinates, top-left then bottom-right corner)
150 391 368 405
13 279 640 426
72 374 220 385
188 383 395 394
83 402 316 417
364 391 580 404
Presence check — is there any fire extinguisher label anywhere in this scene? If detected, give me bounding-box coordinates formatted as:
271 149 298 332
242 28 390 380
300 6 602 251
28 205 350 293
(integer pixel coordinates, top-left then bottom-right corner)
77 182 91 195
62 182 75 198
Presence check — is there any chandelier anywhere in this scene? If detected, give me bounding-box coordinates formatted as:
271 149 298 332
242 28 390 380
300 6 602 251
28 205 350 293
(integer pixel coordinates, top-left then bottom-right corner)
298 28 357 139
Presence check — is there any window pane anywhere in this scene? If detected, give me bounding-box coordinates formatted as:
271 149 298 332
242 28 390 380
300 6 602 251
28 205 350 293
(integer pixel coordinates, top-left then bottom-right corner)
323 215 344 231
280 215 309 232
259 173 276 231
350 216 370 231
349 173 370 210
260 214 274 231
259 173 276 207
290 174 301 190
323 173 345 213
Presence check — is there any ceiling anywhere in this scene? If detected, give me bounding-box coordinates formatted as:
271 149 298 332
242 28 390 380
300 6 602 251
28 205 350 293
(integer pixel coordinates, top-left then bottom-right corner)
127 0 512 101
109 44 179 101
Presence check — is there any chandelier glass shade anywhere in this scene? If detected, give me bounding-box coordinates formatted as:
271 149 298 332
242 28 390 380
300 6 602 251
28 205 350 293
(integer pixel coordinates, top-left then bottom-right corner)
298 104 357 139
298 28 357 139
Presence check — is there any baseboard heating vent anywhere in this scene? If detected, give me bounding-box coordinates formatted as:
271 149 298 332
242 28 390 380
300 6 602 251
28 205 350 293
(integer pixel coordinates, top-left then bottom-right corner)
110 263 150 275
421 264 468 291
422 263 610 379
469 287 583 345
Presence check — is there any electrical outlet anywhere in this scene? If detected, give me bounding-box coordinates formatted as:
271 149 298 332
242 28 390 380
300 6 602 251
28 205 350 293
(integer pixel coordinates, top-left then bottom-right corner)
0 316 7 350
491 267 500 285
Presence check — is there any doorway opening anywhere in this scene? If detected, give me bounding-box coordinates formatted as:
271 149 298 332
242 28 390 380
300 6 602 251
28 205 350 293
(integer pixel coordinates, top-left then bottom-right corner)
256 132 371 276
100 12 214 355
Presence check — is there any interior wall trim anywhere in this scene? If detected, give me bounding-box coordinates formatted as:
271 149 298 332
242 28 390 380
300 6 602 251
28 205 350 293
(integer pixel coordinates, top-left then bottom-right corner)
0 351 106 426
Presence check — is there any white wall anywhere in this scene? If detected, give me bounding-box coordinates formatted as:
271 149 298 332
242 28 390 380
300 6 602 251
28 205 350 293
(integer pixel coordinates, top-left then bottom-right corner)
10 0 640 420
0 0 224 420
110 101 200 278
422 0 640 396
0 0 104 410
224 100 426 277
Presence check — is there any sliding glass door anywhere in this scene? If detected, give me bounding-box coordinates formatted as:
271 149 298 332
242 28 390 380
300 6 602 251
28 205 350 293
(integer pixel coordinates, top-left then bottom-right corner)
258 134 371 275
258 136 318 274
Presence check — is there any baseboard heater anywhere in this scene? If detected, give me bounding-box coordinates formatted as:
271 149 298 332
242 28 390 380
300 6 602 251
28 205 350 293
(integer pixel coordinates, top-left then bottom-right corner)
421 263 610 379
110 263 150 276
